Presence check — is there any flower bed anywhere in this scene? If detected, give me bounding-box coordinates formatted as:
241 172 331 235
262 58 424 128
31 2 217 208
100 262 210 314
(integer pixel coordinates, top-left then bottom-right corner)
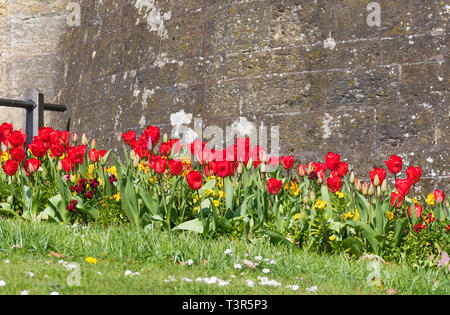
0 123 449 266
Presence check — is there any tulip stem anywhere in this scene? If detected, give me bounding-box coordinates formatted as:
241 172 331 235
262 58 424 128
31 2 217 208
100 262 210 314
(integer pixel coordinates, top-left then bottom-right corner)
159 174 169 229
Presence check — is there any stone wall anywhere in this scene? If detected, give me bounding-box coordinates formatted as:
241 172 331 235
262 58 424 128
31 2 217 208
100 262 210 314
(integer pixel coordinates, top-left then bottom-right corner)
2 0 449 193
0 0 68 129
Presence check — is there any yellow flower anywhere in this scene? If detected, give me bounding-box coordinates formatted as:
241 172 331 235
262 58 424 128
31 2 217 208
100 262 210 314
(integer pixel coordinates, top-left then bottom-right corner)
353 208 360 221
113 192 121 202
213 200 220 207
411 198 420 206
206 189 216 197
218 191 225 199
106 166 117 177
193 206 199 213
329 235 336 241
336 191 345 199
293 213 300 220
313 199 327 210
138 162 150 173
1 151 10 162
425 193 435 207
386 211 394 221
85 257 98 264
343 211 354 220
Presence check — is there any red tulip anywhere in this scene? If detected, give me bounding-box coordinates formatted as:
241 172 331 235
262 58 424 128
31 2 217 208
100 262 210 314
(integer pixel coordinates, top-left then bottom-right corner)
385 155 402 174
281 155 294 170
408 204 423 219
390 191 404 209
159 142 172 156
50 142 65 158
215 160 232 178
267 178 283 195
2 159 19 176
186 171 203 191
268 156 280 169
395 178 412 195
10 147 26 163
67 145 86 165
59 130 70 146
28 140 48 158
154 158 167 174
122 131 136 146
405 166 422 185
89 149 100 163
434 189 445 204
61 157 74 173
168 159 183 176
297 164 307 177
23 159 41 176
327 175 343 193
7 131 27 148
369 168 386 185
143 126 160 146
0 123 13 144
325 152 341 171
336 162 348 177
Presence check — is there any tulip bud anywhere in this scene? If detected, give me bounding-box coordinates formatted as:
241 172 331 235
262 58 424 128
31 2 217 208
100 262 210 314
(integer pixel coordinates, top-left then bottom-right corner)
307 162 313 175
374 174 380 187
246 158 253 170
298 165 306 177
349 171 355 184
163 133 168 143
147 137 153 152
368 183 374 196
72 133 78 144
260 162 266 173
57 161 63 172
81 133 88 146
381 180 387 193
130 150 136 161
362 182 368 196
318 170 324 184
70 174 76 184
310 191 316 203
237 163 243 174
355 178 362 192
132 155 140 168
91 138 96 149
377 186 381 197
303 194 309 204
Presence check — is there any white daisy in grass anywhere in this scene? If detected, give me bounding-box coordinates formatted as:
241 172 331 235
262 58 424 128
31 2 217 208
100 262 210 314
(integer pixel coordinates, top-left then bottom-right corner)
186 259 194 266
218 280 230 286
24 272 34 278
4 260 10 264
245 280 255 287
124 270 140 277
224 248 232 255
0 280 5 287
49 291 60 295
182 278 193 282
286 285 299 291
20 290 29 295
254 256 262 261
262 268 270 274
306 286 318 293
233 263 242 270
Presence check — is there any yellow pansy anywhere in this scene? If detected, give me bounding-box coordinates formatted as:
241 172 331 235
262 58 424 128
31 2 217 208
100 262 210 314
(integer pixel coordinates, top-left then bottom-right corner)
213 200 220 207
85 257 98 264
343 211 354 220
313 199 327 210
293 213 300 220
386 211 394 221
425 193 435 207
329 235 336 241
336 191 345 199
1 151 10 162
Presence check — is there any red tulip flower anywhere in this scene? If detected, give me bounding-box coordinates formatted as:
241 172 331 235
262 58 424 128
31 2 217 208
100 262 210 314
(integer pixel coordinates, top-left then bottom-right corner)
2 159 19 176
28 139 48 158
159 142 172 156
186 171 203 191
23 159 42 176
267 178 283 195
405 166 422 185
7 130 27 148
336 162 348 177
385 155 402 174
434 189 445 204
395 178 412 195
154 158 167 174
122 131 136 146
297 164 307 177
390 191 404 209
168 159 183 176
215 160 232 178
325 152 341 171
50 142 65 158
61 156 75 173
89 149 100 163
10 147 26 163
408 204 423 219
281 155 294 170
327 175 343 193
67 145 86 165
369 168 386 185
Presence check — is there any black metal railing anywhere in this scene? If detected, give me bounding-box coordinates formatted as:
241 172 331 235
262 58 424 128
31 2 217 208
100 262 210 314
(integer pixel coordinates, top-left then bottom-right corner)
0 90 67 145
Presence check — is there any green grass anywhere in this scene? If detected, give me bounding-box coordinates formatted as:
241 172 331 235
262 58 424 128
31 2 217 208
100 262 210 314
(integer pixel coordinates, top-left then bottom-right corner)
0 219 448 295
